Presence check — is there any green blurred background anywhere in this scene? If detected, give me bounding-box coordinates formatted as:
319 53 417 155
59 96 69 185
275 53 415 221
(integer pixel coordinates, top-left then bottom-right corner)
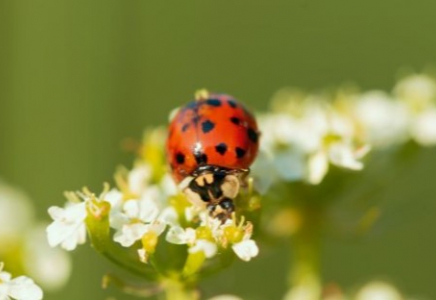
1 1 436 299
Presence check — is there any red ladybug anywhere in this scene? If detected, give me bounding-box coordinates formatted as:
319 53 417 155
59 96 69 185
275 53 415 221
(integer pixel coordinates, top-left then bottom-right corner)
166 91 260 220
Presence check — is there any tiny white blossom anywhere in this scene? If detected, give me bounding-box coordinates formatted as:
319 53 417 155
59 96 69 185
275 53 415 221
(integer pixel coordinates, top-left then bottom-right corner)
356 281 403 300
24 226 71 291
0 181 34 239
0 264 43 300
128 164 153 196
166 227 196 245
46 202 87 251
354 91 410 147
232 239 259 262
188 240 217 258
158 207 178 227
394 74 436 110
112 187 165 247
307 150 329 185
166 226 217 258
410 107 436 146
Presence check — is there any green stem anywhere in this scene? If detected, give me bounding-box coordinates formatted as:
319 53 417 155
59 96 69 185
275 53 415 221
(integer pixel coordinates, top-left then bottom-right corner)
161 279 198 300
285 207 322 300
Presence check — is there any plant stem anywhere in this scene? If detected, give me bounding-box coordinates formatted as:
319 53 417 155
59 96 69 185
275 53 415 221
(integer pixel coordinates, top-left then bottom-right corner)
285 207 322 300
161 279 198 300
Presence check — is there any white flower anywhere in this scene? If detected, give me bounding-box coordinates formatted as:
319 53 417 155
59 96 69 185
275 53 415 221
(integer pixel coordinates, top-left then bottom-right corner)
159 174 178 197
0 181 34 240
189 240 217 258
232 239 259 262
0 264 43 300
410 107 436 146
257 99 368 186
354 91 410 147
112 188 165 247
46 202 87 251
166 227 196 245
128 164 153 196
356 281 403 300
103 189 123 211
23 226 71 291
307 140 369 185
394 74 436 110
166 226 218 259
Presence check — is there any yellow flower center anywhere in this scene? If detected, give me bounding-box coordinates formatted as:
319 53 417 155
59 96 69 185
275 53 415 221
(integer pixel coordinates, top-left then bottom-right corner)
141 231 158 253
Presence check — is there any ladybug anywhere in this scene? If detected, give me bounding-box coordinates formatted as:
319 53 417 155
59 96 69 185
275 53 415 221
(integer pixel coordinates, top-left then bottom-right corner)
166 91 260 220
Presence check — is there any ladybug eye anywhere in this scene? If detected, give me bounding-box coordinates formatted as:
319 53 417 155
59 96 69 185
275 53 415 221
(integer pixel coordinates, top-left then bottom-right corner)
221 175 240 199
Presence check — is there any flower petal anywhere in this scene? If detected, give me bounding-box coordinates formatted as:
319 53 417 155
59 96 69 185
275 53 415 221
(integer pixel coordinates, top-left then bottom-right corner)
232 240 259 262
8 276 43 300
189 240 217 259
113 223 148 247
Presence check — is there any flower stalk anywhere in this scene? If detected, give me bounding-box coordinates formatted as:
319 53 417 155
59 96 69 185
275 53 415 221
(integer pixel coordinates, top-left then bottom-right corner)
285 206 322 300
161 278 199 300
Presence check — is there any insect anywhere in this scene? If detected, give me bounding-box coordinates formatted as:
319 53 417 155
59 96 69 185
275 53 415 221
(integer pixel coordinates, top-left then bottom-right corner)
166 91 260 220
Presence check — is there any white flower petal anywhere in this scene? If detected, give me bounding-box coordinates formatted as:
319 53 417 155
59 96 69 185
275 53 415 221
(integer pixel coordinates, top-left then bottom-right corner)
166 227 196 245
113 223 148 247
123 200 140 219
128 164 152 196
273 149 306 182
24 225 72 291
160 174 178 197
307 151 329 184
46 202 87 250
138 195 160 223
355 92 410 147
7 276 43 300
158 207 178 226
0 182 34 239
60 224 86 251
104 189 123 210
148 222 166 236
232 240 259 262
411 108 436 146
0 285 9 300
356 281 402 300
189 240 217 258
328 143 364 170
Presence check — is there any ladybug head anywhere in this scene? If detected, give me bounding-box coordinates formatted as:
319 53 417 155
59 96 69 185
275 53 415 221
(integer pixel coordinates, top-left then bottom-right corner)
182 168 240 220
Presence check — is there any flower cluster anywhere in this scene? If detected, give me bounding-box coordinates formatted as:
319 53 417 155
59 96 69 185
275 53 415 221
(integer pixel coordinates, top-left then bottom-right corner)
0 262 43 300
46 127 260 294
252 73 436 189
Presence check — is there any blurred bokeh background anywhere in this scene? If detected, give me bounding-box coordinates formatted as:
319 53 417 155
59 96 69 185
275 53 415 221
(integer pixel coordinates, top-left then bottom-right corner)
1 1 436 299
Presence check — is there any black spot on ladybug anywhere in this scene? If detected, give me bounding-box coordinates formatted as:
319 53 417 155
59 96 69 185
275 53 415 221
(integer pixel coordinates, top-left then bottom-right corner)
182 123 190 132
235 147 246 158
247 128 259 143
230 117 240 125
206 99 221 107
194 152 208 165
228 100 237 108
201 120 215 133
215 143 228 155
175 152 185 164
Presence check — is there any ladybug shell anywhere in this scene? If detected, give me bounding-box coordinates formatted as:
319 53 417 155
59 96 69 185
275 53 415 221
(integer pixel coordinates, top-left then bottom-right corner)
166 93 260 183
